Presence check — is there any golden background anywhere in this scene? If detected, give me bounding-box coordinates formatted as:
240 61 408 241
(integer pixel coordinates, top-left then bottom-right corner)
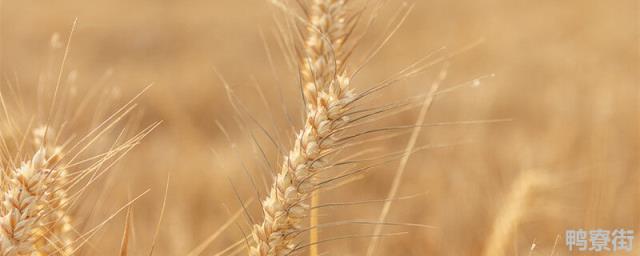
0 0 637 255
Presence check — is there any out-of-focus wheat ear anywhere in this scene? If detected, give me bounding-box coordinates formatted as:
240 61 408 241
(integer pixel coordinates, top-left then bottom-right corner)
482 171 548 256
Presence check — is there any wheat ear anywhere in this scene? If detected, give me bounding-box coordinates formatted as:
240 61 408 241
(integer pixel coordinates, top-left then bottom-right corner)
0 148 63 255
248 1 355 255
300 1 352 255
0 128 75 255
250 73 355 256
32 128 74 256
301 0 352 106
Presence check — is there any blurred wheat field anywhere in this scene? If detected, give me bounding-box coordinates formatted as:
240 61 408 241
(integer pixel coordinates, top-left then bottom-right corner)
0 0 638 255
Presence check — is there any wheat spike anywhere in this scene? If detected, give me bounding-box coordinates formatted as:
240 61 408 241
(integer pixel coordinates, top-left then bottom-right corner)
301 0 351 108
0 127 76 256
31 127 74 256
0 148 55 255
250 75 354 255
300 1 353 255
249 1 356 255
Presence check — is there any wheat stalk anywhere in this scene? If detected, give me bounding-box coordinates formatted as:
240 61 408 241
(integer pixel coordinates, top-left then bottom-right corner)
482 171 548 256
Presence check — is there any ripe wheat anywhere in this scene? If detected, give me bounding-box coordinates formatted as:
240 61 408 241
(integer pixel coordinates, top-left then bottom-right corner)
300 0 351 106
0 146 70 255
249 0 357 255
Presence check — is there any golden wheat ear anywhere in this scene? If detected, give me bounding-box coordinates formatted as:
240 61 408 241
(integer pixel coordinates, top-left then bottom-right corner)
250 75 356 255
36 149 74 255
0 115 156 256
0 52 157 255
236 1 502 255
0 148 52 255
299 0 354 107
249 0 358 255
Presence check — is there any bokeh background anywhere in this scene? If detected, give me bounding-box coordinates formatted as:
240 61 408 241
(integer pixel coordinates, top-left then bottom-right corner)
0 0 637 255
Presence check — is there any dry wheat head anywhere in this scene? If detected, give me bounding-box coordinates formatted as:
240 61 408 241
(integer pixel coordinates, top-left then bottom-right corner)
249 0 359 254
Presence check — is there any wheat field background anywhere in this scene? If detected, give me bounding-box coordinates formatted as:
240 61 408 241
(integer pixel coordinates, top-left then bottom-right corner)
0 0 637 255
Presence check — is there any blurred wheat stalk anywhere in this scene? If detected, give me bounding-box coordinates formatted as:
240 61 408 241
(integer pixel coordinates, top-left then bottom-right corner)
482 171 549 256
